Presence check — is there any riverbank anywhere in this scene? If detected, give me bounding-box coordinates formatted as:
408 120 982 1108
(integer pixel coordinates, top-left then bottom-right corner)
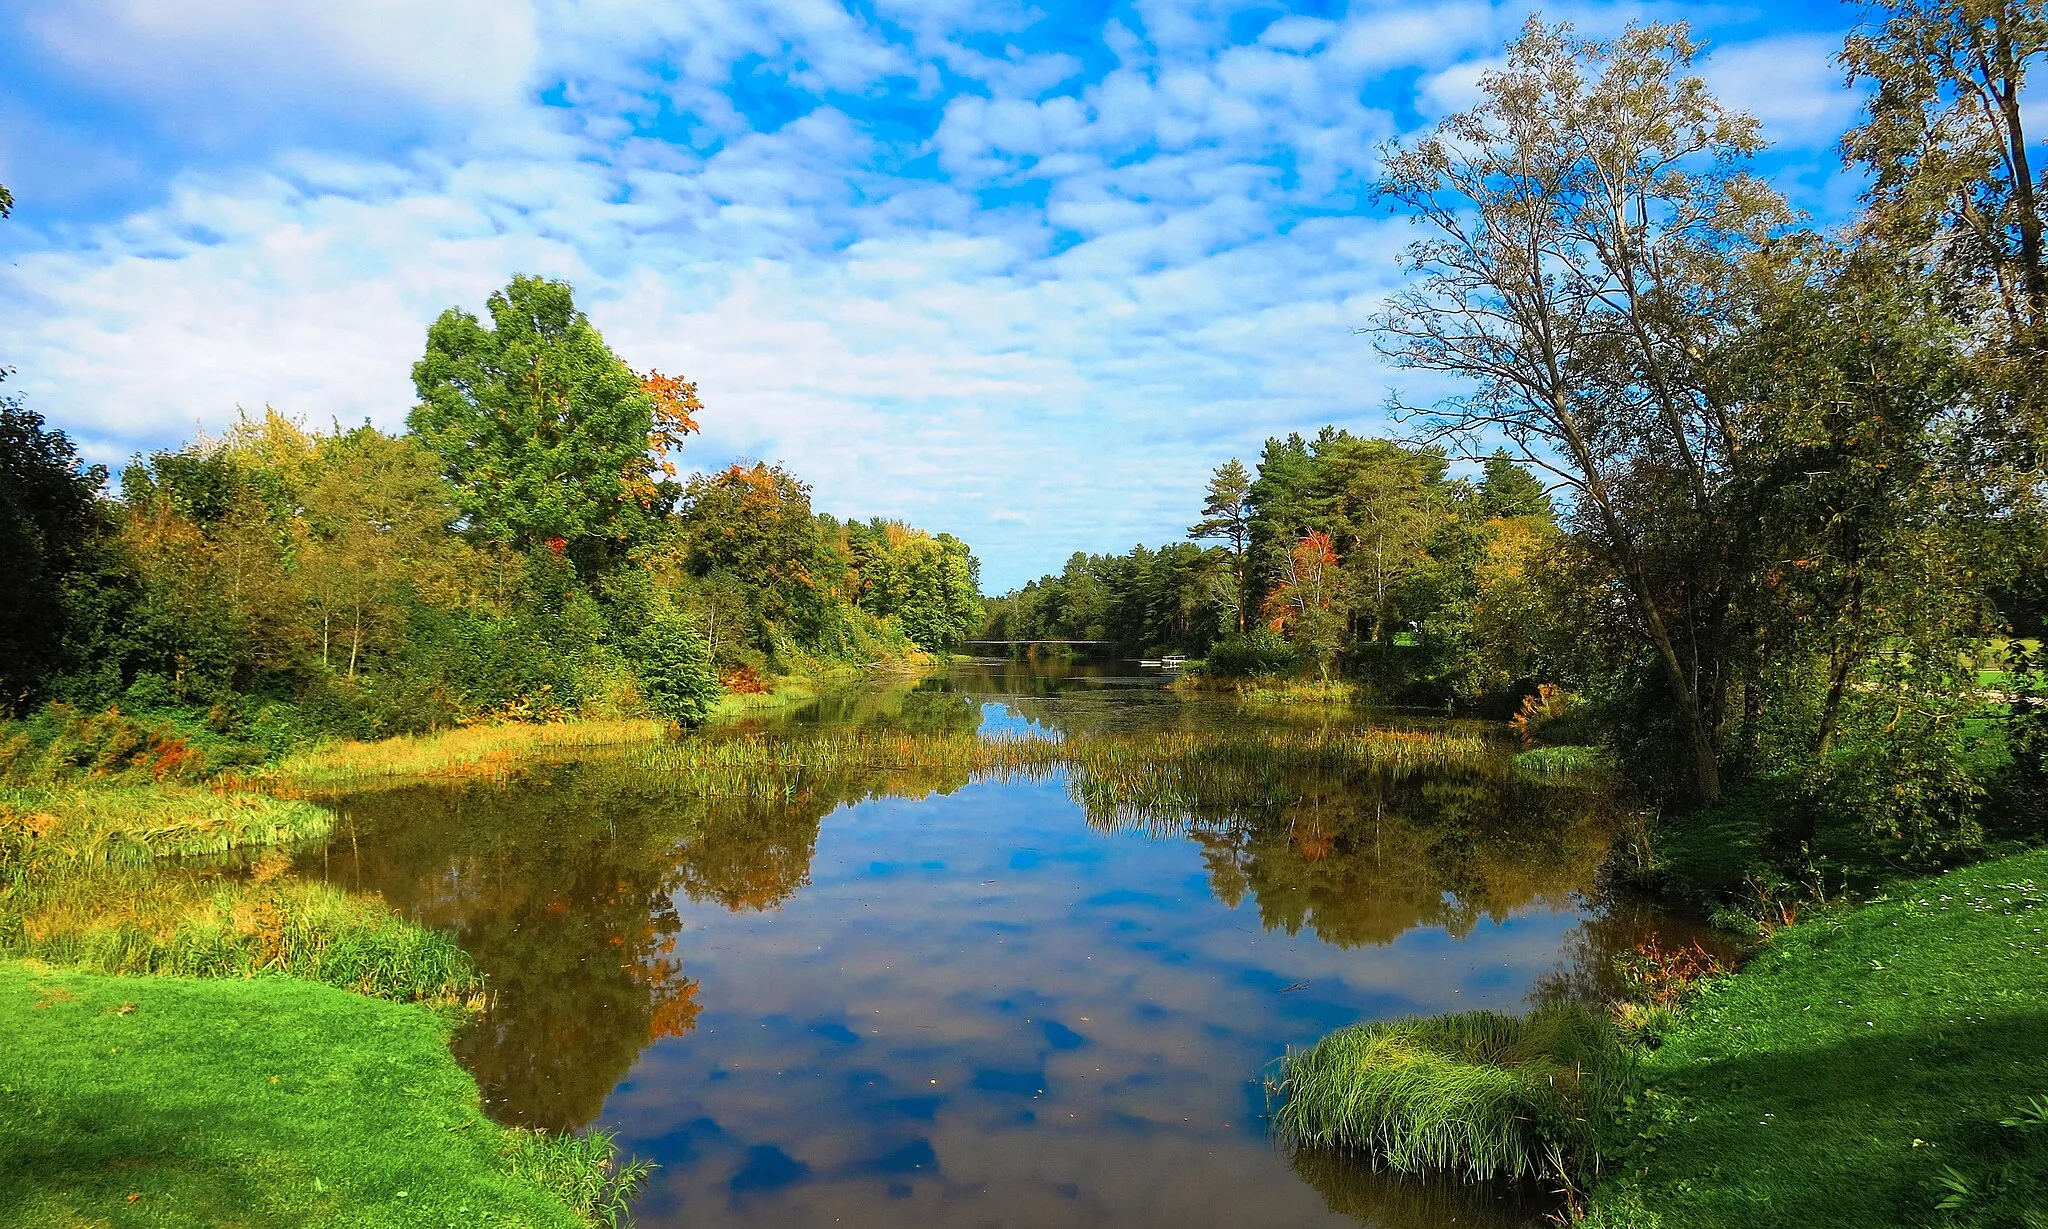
0 959 635 1228
1582 845 2048 1228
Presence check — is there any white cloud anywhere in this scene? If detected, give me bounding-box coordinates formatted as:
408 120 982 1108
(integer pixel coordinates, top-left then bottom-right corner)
26 0 542 125
1705 33 1863 146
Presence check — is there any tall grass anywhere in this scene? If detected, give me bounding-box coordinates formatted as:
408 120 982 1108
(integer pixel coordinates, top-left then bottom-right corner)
501 1128 655 1229
246 720 668 793
0 785 333 870
1513 745 1614 777
1272 1002 1626 1184
1 863 482 1006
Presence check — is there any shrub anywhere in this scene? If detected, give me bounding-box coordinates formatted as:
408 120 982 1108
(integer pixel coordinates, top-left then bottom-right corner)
632 609 721 728
1205 630 1300 679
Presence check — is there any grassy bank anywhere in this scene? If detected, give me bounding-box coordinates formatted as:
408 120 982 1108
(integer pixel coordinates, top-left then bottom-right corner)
2 785 333 867
0 959 641 1228
1584 847 2048 1229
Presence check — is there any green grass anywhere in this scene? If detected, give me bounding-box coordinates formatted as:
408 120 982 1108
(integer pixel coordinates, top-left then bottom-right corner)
1272 1001 1626 1183
1513 745 1614 776
0 786 334 869
1586 847 2048 1228
0 959 640 1228
1 872 484 1006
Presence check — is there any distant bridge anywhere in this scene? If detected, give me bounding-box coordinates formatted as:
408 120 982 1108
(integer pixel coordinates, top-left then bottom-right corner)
962 640 1108 646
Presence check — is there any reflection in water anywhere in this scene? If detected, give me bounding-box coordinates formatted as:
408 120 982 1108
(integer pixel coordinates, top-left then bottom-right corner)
303 660 1682 1228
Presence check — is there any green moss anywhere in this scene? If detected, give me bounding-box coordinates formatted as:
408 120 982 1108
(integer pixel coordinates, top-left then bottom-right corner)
0 959 596 1228
1588 848 2048 1228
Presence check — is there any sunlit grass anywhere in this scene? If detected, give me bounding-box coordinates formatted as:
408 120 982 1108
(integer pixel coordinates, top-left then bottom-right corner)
0 959 608 1227
245 720 667 793
0 785 333 869
2 860 482 1007
1273 1001 1626 1184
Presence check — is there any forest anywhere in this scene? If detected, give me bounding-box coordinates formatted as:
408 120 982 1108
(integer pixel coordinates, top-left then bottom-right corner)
0 273 985 750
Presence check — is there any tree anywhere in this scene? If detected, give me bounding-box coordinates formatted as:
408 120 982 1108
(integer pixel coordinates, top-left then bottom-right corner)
1844 0 2048 335
409 275 691 572
634 607 720 727
1189 458 1254 631
0 389 109 710
1263 531 1347 679
301 427 463 677
1477 451 1552 520
1372 19 1788 801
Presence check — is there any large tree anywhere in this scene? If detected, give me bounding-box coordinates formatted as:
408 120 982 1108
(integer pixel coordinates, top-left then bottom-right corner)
0 390 109 711
1372 19 1788 801
409 275 691 573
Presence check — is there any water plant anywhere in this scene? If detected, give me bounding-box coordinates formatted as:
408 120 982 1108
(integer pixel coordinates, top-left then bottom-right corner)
501 1129 655 1228
1271 1001 1626 1184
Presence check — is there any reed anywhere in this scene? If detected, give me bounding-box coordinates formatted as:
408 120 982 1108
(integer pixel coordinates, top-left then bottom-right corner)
1272 1001 1626 1184
1513 745 1614 776
501 1129 656 1229
246 720 667 793
0 785 333 871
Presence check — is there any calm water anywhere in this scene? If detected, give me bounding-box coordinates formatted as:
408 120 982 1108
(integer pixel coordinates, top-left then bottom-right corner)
303 661 1686 1228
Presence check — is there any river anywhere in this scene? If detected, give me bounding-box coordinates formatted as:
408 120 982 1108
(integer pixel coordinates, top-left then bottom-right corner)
302 659 1692 1228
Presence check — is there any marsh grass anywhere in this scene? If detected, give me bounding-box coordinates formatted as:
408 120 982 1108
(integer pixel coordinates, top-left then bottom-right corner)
502 1129 655 1229
0 785 333 869
2 864 482 1006
246 720 667 793
1513 745 1614 777
1273 1002 1626 1184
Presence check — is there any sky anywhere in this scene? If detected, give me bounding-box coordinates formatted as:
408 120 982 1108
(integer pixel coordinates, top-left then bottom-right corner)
0 0 1868 591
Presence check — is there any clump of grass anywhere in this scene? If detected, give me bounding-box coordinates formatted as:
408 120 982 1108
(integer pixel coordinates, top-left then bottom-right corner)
502 1128 655 1228
1273 1001 1626 1183
1514 745 1613 776
1237 678 1364 706
0 785 333 870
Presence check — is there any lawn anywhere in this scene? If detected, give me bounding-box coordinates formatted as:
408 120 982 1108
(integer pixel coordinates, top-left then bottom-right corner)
0 960 595 1228
1589 847 2048 1228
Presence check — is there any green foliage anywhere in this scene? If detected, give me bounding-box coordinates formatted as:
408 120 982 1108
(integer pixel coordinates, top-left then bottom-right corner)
1203 630 1300 678
1273 1001 1626 1183
0 391 113 713
630 608 719 728
409 275 668 568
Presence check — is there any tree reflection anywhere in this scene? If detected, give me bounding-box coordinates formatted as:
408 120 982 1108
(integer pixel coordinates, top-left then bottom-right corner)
1071 746 1610 948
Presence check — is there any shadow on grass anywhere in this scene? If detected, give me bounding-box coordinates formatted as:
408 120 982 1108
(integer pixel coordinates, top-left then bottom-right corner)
1607 1010 2048 1229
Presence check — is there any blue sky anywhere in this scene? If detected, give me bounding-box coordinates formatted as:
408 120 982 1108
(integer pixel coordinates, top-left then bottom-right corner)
1 0 1866 590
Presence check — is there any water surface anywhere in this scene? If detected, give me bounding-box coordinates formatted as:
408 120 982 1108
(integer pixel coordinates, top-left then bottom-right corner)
305 661 1681 1228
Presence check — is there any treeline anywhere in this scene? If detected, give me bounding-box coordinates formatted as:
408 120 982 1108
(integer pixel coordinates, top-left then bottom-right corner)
984 444 1557 704
0 274 982 747
996 14 2048 859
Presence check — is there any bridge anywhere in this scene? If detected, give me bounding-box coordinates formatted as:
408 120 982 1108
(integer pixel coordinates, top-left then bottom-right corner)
962 640 1108 647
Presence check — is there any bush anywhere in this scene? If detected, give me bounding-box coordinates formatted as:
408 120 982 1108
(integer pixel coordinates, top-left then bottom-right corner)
1205 630 1300 678
632 608 721 728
